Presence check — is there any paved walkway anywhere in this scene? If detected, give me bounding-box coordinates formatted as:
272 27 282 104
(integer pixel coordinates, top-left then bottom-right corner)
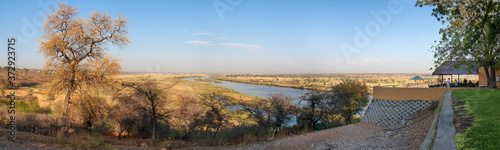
433 91 457 150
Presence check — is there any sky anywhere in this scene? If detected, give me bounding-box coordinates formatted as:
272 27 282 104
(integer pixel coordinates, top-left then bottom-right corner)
0 0 444 74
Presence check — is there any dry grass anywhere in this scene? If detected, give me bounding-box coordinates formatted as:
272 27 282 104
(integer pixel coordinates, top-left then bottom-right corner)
212 74 478 93
0 73 264 149
3 72 473 149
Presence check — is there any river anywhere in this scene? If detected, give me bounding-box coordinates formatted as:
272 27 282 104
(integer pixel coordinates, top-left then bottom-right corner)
181 76 310 105
182 76 375 126
181 76 371 115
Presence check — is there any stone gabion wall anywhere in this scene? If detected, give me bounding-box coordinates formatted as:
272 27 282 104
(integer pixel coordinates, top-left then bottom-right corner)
361 99 437 127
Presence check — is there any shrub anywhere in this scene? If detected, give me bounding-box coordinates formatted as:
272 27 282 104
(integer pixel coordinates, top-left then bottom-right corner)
0 107 6 126
109 103 138 140
121 77 176 142
331 78 370 124
75 94 109 134
0 86 5 97
267 94 295 130
16 113 45 133
314 120 343 131
14 113 60 135
0 98 9 106
198 92 232 137
296 91 331 130
17 97 51 114
52 130 104 149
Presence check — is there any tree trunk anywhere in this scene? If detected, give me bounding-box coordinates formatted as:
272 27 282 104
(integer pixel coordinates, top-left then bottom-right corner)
118 130 123 140
326 117 330 129
152 121 156 142
345 112 352 125
61 85 75 128
61 70 76 128
489 65 497 88
215 120 221 137
151 97 157 142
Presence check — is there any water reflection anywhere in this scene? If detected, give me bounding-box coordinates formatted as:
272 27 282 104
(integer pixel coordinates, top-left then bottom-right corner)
181 76 371 126
182 76 310 104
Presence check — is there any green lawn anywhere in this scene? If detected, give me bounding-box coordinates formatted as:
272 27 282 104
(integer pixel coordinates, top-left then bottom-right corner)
453 89 500 149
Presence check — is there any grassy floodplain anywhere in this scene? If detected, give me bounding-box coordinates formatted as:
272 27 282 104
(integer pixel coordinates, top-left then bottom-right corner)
211 74 478 93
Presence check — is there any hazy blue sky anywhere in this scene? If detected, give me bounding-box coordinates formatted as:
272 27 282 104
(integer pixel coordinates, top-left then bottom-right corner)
1 0 443 74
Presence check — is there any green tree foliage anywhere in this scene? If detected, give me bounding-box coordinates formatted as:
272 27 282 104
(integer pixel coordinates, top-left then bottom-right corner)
416 0 500 88
242 93 296 136
198 92 232 137
331 78 370 124
296 91 330 129
242 98 272 136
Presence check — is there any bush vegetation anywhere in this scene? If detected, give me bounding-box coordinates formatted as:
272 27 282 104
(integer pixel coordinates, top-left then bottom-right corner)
212 74 463 92
194 78 222 83
1 95 51 114
0 74 371 149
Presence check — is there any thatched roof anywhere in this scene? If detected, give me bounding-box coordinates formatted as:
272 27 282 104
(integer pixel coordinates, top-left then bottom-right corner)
432 61 478 75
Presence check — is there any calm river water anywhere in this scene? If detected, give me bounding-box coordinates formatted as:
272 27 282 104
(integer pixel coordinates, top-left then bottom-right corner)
181 76 310 105
181 76 370 116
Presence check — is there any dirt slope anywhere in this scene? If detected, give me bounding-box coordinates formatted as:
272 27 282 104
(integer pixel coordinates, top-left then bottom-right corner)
231 104 436 150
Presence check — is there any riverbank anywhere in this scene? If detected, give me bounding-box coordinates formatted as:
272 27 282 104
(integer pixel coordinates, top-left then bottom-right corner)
194 77 222 83
182 76 309 102
211 74 468 95
210 76 324 91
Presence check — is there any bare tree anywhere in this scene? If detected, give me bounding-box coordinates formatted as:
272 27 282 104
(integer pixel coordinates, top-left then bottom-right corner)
175 95 203 139
121 77 177 142
199 92 231 137
38 3 130 128
75 91 108 134
267 93 295 131
110 95 138 140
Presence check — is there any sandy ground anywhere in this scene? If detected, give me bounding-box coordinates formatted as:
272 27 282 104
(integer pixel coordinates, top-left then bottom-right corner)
234 122 383 150
0 129 65 150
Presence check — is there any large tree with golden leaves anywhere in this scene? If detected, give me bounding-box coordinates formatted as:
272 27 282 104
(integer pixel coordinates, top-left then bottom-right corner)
38 3 130 128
